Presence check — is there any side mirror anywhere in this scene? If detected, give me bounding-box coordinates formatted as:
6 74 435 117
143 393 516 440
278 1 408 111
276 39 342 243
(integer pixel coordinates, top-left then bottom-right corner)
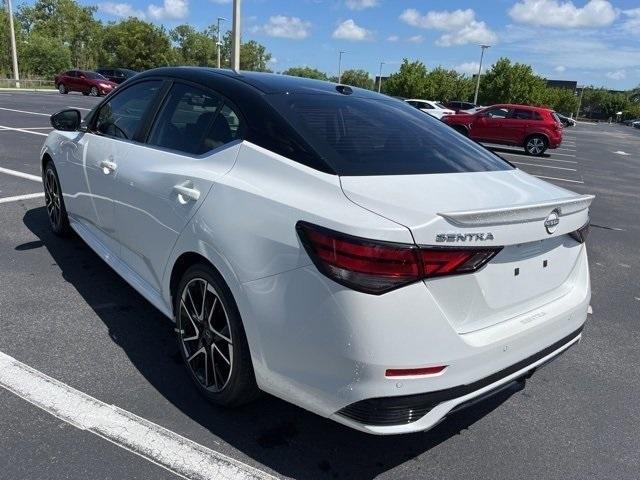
50 109 81 131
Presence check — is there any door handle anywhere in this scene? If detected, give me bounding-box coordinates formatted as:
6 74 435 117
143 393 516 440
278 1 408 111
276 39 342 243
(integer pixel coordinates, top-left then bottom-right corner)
100 159 117 175
173 182 200 202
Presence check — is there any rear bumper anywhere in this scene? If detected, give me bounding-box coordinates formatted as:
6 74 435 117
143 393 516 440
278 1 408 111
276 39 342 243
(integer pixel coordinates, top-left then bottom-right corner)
334 326 582 433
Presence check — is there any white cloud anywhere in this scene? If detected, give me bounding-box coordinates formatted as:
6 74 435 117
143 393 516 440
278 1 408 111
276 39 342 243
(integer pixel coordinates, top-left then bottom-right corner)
148 0 188 20
387 35 399 42
622 8 640 34
407 35 424 44
454 62 484 75
554 65 566 72
605 70 626 80
508 0 617 28
345 0 378 10
251 16 311 39
99 2 145 18
399 8 497 47
332 19 373 41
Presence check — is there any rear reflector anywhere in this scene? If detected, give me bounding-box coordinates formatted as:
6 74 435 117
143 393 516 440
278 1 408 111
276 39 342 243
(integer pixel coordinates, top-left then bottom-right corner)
385 366 447 377
296 221 501 294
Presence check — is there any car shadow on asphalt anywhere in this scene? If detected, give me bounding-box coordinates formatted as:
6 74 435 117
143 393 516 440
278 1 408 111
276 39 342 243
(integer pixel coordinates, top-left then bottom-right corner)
22 206 520 480
487 146 551 158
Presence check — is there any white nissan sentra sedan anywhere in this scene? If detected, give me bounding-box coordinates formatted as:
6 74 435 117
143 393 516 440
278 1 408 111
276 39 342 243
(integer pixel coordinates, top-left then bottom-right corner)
41 68 593 434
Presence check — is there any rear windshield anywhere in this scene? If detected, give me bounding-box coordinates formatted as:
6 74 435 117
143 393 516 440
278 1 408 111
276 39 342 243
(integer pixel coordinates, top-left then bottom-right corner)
267 93 512 176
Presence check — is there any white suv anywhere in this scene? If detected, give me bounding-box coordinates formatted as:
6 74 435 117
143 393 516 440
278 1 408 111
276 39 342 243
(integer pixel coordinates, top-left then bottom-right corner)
405 99 455 119
42 68 593 434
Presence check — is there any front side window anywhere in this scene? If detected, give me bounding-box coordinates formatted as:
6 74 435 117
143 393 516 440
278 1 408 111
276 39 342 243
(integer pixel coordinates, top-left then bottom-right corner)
148 83 243 154
484 107 510 118
268 93 512 176
94 80 161 140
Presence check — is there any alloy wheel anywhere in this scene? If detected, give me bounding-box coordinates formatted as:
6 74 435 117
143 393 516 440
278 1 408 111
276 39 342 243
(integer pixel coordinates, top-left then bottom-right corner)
179 278 234 392
90 87 99 96
44 169 62 229
526 137 545 155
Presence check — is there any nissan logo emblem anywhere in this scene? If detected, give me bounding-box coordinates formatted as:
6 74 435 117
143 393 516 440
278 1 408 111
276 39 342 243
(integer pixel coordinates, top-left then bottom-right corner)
544 209 560 234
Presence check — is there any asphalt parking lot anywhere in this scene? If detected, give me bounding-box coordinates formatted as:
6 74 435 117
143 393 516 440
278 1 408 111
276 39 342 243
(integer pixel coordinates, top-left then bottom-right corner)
1 91 639 480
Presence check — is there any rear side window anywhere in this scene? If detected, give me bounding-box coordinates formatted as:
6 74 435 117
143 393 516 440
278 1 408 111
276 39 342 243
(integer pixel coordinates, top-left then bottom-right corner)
512 109 538 120
148 83 243 154
94 80 161 139
268 93 512 176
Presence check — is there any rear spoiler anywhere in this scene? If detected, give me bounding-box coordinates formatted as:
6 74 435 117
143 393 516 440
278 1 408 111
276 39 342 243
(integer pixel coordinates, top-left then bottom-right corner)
438 194 595 226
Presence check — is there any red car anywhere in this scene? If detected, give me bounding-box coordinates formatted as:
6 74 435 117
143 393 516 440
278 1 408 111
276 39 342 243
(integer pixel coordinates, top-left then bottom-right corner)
442 104 563 156
54 70 118 97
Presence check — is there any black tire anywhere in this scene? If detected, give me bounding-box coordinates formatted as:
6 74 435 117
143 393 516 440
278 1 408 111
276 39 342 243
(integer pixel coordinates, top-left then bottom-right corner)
82 91 89 96
452 125 468 136
175 263 259 407
524 135 548 156
58 84 67 94
43 161 72 236
90 86 99 97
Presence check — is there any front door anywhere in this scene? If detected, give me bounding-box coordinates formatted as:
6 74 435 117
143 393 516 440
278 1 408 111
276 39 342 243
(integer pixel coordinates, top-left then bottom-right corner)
471 106 510 143
81 79 164 255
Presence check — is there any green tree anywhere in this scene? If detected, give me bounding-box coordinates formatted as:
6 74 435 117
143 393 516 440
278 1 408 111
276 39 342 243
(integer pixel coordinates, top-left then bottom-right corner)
21 32 71 76
18 0 100 69
479 58 547 105
338 69 373 89
170 24 215 66
383 59 429 98
282 66 328 80
537 87 579 115
99 18 173 70
424 67 473 102
218 32 272 71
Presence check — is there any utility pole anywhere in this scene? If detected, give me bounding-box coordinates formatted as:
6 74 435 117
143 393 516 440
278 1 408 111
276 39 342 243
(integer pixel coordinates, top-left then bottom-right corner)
337 50 345 84
6 0 20 88
377 61 385 93
575 86 584 119
231 0 241 71
473 44 490 105
216 16 226 69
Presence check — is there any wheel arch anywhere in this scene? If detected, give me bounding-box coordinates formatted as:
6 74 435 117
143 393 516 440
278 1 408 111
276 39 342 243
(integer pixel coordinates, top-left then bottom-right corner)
524 132 549 146
41 151 53 173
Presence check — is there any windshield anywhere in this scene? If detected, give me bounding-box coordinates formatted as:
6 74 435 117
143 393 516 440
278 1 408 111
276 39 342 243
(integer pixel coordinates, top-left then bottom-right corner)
436 102 448 109
268 93 512 176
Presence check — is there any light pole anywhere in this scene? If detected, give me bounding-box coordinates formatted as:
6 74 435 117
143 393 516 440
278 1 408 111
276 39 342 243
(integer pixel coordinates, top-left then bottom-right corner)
377 61 385 92
216 16 226 69
575 86 584 119
337 50 346 84
473 44 490 105
231 0 241 71
6 0 20 88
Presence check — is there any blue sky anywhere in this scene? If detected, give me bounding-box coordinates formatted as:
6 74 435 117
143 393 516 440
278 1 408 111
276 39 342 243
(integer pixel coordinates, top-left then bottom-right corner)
87 0 640 89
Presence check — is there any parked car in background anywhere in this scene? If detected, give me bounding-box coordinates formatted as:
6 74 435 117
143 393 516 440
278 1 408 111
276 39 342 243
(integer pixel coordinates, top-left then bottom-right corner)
96 67 138 84
622 118 640 126
444 101 477 113
633 121 640 129
443 104 563 156
54 70 118 96
42 68 592 435
405 99 455 119
556 113 576 127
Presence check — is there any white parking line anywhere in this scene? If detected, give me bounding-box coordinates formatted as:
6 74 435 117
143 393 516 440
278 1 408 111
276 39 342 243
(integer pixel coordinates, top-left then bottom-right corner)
0 125 48 136
0 193 44 204
556 147 576 151
496 151 578 163
0 166 42 182
548 152 576 157
511 161 577 171
0 350 276 480
534 175 584 184
0 106 50 116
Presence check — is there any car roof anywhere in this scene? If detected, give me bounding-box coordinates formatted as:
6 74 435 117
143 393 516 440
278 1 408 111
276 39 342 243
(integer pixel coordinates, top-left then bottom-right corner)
492 103 552 112
134 67 382 98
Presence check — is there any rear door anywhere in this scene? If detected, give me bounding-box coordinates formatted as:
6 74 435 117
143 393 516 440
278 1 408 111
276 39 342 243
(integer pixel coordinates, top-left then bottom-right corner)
111 81 244 292
501 108 532 144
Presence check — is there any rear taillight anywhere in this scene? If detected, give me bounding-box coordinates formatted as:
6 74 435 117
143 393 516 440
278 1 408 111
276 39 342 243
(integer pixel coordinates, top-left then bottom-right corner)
569 220 590 243
296 222 501 294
